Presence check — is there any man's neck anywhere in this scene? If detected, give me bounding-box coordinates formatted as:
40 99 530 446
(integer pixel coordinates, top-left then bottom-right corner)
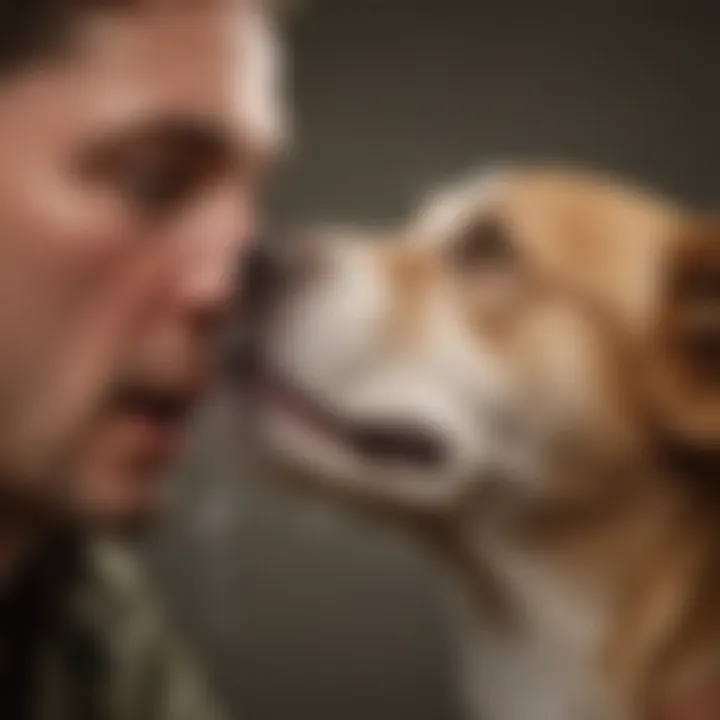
0 502 45 593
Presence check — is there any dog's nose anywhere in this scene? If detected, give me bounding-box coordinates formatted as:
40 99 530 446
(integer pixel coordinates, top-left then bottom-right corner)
243 244 283 313
241 240 322 317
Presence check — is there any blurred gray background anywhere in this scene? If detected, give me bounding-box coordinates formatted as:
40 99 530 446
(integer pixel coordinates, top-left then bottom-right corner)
148 1 720 718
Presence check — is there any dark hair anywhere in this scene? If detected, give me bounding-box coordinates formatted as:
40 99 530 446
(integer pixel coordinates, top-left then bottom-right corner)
0 0 286 76
0 0 78 74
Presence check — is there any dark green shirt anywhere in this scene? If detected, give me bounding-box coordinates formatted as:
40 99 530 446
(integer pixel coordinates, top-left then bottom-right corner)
0 538 226 720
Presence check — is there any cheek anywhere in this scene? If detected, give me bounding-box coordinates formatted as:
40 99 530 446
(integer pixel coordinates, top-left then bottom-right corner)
0 185 165 380
235 185 257 247
512 308 635 452
0 182 174 463
71 425 168 525
30 178 150 288
459 270 535 345
0 163 156 321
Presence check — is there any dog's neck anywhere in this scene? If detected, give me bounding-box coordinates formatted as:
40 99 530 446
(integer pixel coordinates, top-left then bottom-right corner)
415 459 720 720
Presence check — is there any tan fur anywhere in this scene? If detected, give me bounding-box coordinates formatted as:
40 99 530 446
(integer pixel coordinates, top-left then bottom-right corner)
251 166 720 719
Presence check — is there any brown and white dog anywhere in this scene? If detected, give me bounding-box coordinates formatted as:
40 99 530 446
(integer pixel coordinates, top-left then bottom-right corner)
237 166 720 720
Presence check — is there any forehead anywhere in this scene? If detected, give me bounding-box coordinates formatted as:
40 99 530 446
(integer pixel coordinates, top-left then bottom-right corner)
16 2 287 155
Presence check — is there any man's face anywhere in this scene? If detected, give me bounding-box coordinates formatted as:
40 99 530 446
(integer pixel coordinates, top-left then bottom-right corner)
0 2 282 528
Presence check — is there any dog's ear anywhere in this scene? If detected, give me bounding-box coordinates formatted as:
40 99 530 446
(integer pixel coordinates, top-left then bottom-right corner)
649 219 720 450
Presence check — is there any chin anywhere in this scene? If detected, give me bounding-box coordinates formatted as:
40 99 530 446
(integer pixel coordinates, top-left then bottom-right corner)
80 495 168 535
71 460 171 534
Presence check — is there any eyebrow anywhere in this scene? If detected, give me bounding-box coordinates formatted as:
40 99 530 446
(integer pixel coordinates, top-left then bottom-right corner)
80 114 275 174
139 116 236 158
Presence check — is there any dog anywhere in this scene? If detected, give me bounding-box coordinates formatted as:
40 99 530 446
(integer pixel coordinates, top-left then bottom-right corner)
236 165 719 720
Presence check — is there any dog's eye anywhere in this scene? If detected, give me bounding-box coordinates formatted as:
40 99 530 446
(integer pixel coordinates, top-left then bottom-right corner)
673 265 720 371
448 218 515 271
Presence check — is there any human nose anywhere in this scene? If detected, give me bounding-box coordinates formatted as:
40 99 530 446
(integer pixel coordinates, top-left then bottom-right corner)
176 184 256 329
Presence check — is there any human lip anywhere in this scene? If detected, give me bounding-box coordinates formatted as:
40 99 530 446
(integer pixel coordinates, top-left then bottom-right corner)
110 381 204 457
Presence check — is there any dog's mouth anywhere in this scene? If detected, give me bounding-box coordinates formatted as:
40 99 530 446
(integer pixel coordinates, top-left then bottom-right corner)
229 347 448 470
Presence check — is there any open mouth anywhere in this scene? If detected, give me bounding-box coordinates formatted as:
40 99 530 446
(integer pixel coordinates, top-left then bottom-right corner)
230 347 448 469
111 383 196 430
